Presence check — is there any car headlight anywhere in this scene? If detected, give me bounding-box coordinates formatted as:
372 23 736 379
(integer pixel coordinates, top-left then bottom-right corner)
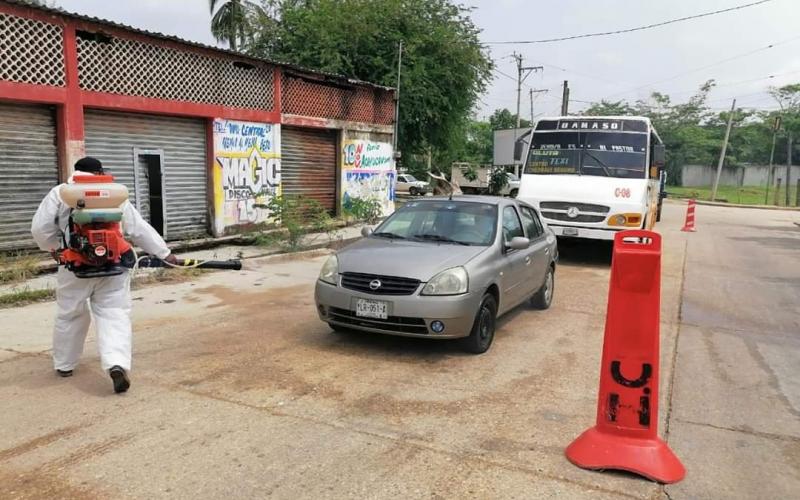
319 255 339 285
421 267 468 296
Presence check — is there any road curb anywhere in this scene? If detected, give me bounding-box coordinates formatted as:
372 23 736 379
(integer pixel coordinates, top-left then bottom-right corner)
667 198 800 212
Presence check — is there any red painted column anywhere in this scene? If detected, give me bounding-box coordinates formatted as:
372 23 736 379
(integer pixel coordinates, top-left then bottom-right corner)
58 23 85 179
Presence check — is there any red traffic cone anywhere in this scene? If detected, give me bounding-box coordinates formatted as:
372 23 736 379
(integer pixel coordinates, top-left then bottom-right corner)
681 200 697 232
565 230 685 484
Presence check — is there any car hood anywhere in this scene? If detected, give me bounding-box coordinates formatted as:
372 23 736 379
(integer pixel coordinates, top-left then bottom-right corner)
337 237 488 281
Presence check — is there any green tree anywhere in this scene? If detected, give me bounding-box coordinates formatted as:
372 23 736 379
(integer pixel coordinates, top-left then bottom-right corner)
488 108 530 130
583 100 636 116
249 0 492 175
209 0 263 51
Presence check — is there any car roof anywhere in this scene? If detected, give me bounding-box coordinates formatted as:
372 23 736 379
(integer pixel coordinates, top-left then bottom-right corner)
411 195 533 209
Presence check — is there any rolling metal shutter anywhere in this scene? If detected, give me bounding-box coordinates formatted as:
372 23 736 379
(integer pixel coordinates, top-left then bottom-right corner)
282 127 338 213
84 110 208 240
0 103 58 251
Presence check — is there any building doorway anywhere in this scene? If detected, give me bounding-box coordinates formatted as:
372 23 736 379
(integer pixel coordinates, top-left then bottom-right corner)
134 149 166 236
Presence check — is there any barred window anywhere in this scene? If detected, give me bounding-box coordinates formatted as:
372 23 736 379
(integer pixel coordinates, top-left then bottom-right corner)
77 33 274 110
282 74 394 125
0 12 65 87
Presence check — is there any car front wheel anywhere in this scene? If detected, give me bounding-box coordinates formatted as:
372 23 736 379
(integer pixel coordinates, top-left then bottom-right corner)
462 293 498 354
409 186 419 196
531 266 554 310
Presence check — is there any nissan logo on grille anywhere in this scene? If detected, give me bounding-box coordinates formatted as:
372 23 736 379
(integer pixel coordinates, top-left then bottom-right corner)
369 279 382 290
566 206 580 218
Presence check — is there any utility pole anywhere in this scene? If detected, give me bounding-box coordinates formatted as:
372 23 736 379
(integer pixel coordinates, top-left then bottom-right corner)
765 115 780 205
786 133 792 207
711 99 736 202
529 88 548 124
512 53 543 128
392 41 403 152
560 81 570 115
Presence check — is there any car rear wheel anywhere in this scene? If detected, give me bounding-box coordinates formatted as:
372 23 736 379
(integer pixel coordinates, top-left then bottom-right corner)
531 266 554 310
509 188 518 198
462 293 497 354
409 186 419 196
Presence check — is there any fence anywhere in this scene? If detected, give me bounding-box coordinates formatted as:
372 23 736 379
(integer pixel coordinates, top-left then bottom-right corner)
681 164 800 188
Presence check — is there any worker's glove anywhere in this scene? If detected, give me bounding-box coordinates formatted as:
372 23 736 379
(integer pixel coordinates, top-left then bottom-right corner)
164 253 179 265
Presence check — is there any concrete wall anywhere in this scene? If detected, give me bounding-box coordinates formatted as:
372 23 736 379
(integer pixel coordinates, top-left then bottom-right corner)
681 164 800 187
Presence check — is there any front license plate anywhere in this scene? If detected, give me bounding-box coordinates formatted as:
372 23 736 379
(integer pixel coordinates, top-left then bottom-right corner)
563 227 579 236
356 299 388 319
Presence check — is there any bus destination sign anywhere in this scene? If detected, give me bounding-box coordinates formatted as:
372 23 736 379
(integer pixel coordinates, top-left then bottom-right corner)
558 119 621 131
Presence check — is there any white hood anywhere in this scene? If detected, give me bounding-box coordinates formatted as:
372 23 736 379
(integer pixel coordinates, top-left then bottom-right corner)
518 175 649 208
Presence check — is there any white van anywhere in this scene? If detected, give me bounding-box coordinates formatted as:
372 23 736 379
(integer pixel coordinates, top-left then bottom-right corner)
517 116 666 240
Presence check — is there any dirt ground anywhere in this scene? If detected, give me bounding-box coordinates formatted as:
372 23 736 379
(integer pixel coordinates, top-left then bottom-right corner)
1 202 798 499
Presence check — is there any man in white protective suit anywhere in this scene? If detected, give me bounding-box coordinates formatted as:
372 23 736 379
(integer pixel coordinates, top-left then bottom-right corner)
31 156 178 393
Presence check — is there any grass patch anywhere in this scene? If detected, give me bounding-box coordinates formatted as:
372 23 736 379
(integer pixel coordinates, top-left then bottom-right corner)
0 287 55 308
667 185 799 206
0 252 42 285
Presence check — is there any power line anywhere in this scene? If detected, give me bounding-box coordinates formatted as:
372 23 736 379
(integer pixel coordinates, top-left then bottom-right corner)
483 0 774 45
602 34 800 100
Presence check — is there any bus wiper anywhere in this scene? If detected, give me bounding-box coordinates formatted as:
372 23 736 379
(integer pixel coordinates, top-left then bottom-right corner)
581 149 612 177
411 234 470 246
372 231 407 240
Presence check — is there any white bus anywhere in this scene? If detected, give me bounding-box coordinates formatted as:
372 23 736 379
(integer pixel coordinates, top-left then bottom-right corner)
517 116 666 241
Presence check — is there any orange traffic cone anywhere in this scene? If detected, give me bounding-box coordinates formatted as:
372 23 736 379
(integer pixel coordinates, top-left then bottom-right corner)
681 200 697 232
565 230 685 484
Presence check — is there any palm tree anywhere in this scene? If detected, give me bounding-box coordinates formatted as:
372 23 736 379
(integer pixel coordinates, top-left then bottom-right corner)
209 0 255 52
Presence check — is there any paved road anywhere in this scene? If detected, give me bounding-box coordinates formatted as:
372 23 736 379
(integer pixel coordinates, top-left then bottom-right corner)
0 202 797 499
665 203 800 499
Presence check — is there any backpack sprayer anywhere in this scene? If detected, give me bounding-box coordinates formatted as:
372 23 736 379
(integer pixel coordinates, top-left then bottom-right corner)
57 174 241 278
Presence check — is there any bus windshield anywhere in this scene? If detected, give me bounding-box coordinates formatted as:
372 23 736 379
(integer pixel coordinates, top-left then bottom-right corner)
525 131 648 179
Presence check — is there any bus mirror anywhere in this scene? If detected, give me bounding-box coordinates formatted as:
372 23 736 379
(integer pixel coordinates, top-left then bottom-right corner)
653 144 666 168
513 141 524 162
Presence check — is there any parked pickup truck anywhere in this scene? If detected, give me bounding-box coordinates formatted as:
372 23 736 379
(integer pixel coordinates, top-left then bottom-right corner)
451 163 520 198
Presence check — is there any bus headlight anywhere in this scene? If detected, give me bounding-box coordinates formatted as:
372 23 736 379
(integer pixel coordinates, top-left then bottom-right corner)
608 213 643 227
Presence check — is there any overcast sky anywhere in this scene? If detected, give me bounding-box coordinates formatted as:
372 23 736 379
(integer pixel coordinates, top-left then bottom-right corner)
53 0 799 119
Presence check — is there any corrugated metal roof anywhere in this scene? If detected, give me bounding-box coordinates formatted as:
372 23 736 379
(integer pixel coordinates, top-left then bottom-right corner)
2 0 394 92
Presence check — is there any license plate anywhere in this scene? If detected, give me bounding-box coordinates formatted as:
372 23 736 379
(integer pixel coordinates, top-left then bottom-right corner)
356 299 388 319
563 227 579 236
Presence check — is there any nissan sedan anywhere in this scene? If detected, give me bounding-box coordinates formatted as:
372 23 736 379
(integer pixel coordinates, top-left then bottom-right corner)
314 196 558 353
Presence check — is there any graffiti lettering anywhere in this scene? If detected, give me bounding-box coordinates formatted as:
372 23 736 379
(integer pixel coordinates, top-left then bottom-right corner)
218 153 280 200
212 119 281 232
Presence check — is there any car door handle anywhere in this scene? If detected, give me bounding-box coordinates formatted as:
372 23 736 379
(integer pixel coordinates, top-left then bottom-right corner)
524 256 531 265
544 248 550 255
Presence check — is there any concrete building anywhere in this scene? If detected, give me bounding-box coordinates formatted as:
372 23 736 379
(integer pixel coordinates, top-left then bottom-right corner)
0 0 396 250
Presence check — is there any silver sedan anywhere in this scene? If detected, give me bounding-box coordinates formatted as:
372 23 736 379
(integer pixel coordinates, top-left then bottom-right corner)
314 196 558 353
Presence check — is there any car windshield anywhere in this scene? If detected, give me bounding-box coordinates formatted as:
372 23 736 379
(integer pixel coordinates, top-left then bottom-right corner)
403 174 418 182
525 131 648 179
373 201 497 246
506 173 519 182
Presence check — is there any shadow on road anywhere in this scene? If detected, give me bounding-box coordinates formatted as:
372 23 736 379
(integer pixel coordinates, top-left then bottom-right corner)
556 237 613 268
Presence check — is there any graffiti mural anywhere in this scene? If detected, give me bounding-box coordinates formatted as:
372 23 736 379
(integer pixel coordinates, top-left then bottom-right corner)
341 139 395 216
212 119 280 234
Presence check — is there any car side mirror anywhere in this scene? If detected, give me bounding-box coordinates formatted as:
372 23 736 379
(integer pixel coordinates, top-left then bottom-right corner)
653 144 666 169
507 236 530 250
361 226 373 238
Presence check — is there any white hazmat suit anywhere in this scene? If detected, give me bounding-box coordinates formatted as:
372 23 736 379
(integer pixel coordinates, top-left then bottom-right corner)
31 173 171 373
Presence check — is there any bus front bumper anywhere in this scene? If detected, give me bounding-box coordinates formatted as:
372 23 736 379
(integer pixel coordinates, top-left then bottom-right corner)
548 224 626 241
